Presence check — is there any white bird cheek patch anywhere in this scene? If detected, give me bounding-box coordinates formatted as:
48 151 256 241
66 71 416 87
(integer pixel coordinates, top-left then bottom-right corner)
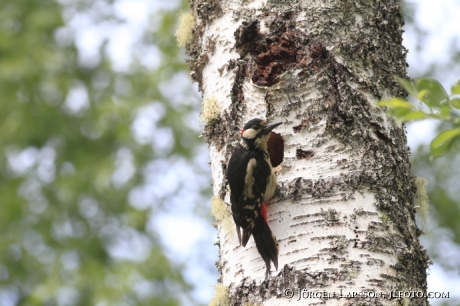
242 128 258 139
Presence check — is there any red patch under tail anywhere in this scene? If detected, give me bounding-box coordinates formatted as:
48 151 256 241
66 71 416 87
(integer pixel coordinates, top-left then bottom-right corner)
260 202 268 224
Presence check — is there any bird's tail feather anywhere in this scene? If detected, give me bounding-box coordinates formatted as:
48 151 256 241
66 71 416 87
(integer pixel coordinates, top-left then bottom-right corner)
252 217 278 272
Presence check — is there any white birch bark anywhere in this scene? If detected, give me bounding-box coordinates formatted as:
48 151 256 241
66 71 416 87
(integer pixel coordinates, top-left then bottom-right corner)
186 0 429 305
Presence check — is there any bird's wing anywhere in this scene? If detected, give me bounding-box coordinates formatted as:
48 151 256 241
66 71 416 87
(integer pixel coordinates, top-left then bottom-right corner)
239 156 271 246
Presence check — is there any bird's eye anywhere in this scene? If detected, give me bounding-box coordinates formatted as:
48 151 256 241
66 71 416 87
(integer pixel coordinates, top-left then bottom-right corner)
253 125 260 130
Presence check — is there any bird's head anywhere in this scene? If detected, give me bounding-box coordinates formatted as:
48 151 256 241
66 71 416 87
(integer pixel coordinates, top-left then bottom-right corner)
240 118 282 151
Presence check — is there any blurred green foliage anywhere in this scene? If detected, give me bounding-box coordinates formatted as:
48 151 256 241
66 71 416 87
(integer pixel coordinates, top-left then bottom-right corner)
0 0 206 305
378 77 460 158
412 143 460 266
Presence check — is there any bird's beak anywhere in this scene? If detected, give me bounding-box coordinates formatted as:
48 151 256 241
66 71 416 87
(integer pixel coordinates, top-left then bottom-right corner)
262 122 282 134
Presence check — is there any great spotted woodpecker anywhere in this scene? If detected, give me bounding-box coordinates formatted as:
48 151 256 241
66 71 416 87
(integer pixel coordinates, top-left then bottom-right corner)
227 118 282 279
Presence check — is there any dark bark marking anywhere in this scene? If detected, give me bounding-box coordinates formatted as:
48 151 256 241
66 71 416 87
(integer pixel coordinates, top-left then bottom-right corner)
231 60 247 105
233 12 313 87
185 0 223 92
192 0 223 24
296 148 314 160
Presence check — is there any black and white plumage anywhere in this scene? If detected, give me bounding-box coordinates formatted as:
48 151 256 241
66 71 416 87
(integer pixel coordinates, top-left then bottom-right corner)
227 118 282 279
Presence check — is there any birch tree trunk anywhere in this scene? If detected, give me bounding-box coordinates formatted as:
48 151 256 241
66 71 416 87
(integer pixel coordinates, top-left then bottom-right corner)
185 0 429 305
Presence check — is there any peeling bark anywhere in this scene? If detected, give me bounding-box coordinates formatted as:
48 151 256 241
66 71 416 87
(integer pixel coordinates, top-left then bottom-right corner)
186 0 429 305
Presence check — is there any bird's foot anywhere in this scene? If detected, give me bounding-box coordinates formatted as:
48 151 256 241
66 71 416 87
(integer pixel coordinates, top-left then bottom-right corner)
264 266 271 281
